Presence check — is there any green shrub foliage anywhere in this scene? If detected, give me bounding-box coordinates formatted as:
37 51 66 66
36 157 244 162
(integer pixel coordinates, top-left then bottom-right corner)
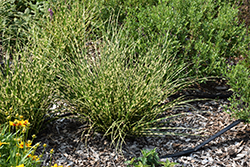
122 0 249 77
89 0 159 25
224 64 250 123
0 0 49 52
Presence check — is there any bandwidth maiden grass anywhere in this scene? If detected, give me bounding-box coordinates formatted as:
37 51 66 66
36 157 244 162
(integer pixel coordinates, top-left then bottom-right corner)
42 19 199 149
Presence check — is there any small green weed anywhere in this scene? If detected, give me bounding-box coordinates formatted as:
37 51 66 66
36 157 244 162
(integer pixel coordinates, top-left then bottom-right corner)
125 148 178 167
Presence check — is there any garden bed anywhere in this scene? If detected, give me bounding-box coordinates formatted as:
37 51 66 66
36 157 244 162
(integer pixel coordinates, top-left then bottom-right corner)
1 0 250 166
34 81 250 167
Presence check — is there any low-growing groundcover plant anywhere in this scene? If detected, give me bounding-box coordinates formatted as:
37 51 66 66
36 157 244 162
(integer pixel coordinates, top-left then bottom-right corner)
125 148 178 167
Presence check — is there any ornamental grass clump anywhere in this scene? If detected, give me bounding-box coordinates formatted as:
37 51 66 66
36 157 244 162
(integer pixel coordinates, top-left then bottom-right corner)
29 0 199 149
51 22 197 149
0 48 55 136
0 0 56 136
36 0 101 63
9 0 103 136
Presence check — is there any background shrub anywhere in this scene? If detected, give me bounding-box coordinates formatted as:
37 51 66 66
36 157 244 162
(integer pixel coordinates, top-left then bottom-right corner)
0 0 48 54
121 0 249 77
223 63 250 122
86 0 159 27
